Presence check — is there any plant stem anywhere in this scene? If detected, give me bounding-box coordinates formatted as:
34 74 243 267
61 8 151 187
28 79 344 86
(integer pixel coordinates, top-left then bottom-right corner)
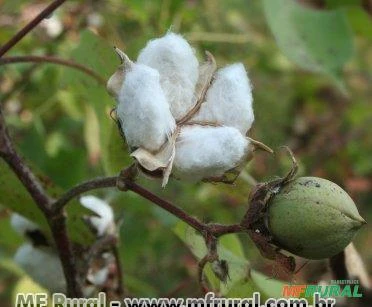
0 0 67 57
123 180 206 233
0 107 82 297
53 176 117 213
48 211 83 297
112 246 125 296
0 56 105 84
57 171 246 238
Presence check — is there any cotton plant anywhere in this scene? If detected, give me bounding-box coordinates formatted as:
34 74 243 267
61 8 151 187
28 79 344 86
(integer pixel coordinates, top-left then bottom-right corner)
11 196 116 295
108 32 271 187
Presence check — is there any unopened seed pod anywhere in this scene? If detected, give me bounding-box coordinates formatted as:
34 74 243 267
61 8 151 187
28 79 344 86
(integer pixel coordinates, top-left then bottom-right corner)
266 177 366 259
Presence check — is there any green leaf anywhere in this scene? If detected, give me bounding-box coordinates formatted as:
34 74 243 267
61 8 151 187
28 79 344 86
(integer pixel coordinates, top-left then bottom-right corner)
12 276 52 307
345 7 372 39
0 215 23 249
102 121 131 174
325 0 362 9
173 221 207 259
125 274 158 297
0 160 94 245
250 269 285 299
263 0 353 79
174 221 290 298
0 160 49 235
324 0 372 39
219 234 245 258
62 30 130 175
0 257 24 277
173 221 250 295
84 105 101 165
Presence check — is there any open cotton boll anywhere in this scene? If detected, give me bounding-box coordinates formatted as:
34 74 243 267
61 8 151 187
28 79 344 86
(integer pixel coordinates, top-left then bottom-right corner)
137 32 199 120
11 213 39 236
80 196 115 236
117 63 176 152
14 243 66 294
193 63 254 134
173 126 251 180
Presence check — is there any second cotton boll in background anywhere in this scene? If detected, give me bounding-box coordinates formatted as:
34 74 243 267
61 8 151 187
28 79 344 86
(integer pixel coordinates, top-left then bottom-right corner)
11 213 67 294
11 196 116 295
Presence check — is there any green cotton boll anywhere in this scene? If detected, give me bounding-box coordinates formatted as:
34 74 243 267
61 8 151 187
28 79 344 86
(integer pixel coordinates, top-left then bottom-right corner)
266 177 366 260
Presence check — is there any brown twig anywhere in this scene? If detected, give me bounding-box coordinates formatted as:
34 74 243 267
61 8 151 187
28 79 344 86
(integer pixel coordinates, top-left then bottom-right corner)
0 56 105 85
48 211 83 297
0 107 82 297
0 0 67 57
53 176 117 213
122 180 207 233
112 246 125 296
55 170 246 239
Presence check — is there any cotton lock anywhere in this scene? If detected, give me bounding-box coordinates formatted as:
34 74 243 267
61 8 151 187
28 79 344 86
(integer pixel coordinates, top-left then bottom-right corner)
117 62 176 152
173 126 252 180
192 63 254 134
137 32 199 120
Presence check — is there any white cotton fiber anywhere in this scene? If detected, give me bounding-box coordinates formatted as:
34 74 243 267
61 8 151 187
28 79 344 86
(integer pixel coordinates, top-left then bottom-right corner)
193 63 254 134
11 213 39 236
137 32 199 120
117 63 176 152
14 243 67 294
80 195 115 237
173 126 250 180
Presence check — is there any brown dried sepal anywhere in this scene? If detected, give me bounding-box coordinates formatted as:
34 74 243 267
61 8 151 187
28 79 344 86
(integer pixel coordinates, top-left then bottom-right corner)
240 147 298 273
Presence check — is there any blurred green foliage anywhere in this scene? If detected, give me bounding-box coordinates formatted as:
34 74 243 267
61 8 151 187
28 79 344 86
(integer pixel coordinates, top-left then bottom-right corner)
0 0 371 304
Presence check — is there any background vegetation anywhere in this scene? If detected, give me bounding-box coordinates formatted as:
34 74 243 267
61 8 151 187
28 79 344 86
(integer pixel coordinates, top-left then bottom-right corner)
0 0 371 305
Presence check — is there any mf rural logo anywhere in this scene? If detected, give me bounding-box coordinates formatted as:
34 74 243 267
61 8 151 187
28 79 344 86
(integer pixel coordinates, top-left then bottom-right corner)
282 280 363 298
